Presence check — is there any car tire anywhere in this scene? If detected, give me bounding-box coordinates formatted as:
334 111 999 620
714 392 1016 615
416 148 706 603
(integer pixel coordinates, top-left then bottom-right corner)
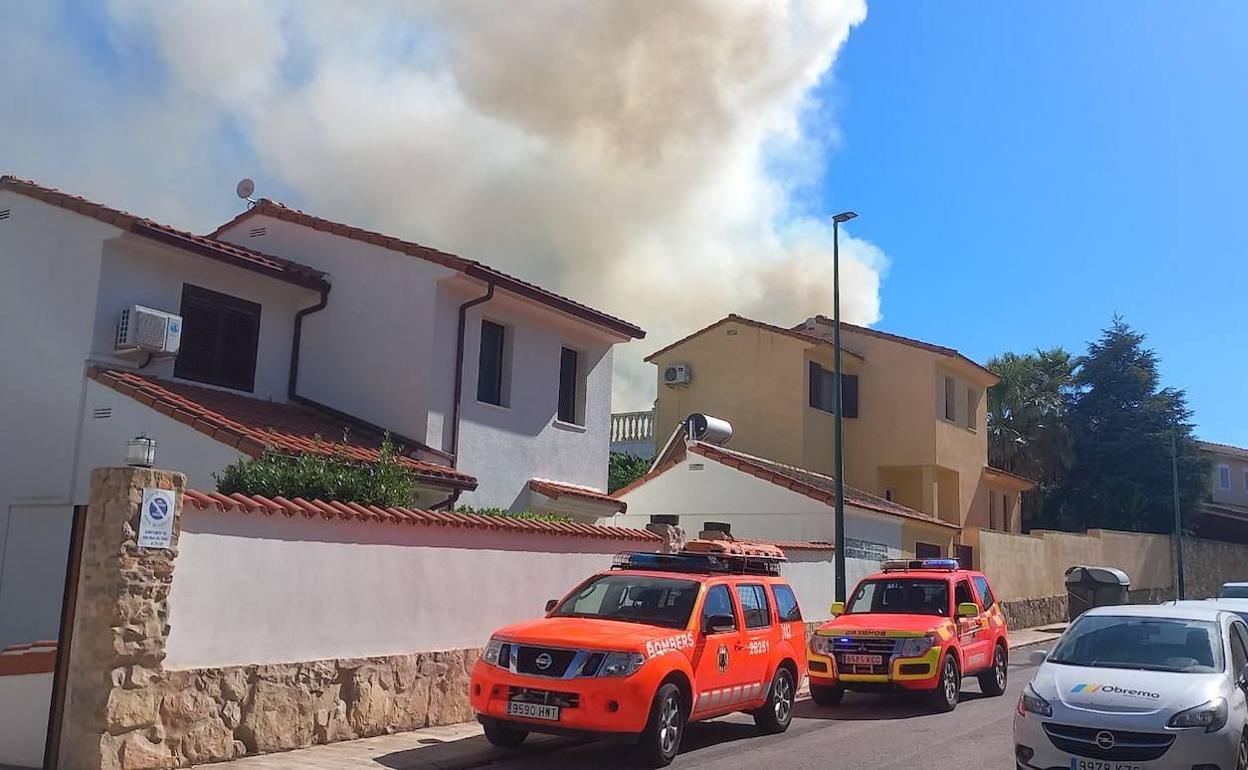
810 683 844 706
928 653 960 712
482 721 529 748
977 643 1007 696
754 667 796 734
637 682 684 767
1237 729 1248 770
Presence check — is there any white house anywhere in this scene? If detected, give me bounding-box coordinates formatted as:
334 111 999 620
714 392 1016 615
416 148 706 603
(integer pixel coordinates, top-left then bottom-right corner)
0 175 641 648
612 438 962 593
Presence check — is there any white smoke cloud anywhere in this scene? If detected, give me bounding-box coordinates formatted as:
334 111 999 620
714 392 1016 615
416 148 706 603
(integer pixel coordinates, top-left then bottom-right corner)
0 0 884 410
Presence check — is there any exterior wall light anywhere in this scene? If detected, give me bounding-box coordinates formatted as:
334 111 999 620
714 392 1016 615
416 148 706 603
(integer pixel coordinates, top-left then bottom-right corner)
126 434 157 468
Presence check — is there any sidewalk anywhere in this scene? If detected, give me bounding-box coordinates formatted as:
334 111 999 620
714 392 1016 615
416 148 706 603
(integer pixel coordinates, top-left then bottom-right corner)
198 623 1068 770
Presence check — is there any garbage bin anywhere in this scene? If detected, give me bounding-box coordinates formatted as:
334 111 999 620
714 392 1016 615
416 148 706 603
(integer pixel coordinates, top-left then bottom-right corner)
1065 565 1131 622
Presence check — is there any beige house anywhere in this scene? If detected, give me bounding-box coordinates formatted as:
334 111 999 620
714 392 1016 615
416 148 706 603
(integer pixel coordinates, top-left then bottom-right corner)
1198 441 1248 541
646 314 1032 535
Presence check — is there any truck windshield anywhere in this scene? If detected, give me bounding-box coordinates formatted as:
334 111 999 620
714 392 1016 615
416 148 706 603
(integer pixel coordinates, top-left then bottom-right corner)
551 575 699 629
1047 616 1224 673
846 579 949 616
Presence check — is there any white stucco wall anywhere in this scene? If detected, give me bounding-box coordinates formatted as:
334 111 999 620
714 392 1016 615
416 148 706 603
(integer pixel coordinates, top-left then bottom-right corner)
781 555 838 623
0 504 73 648
216 216 620 510
0 671 52 767
164 508 651 669
614 455 907 595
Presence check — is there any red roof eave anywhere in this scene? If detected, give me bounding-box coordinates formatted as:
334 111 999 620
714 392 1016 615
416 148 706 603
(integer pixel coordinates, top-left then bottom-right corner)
529 478 627 513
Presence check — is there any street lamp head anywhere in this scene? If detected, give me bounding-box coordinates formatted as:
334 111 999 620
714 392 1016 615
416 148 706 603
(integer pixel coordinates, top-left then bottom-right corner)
832 211 858 224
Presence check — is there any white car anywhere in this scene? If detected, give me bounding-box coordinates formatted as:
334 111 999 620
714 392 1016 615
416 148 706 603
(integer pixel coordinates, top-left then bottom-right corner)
1015 604 1248 770
1221 583 1248 600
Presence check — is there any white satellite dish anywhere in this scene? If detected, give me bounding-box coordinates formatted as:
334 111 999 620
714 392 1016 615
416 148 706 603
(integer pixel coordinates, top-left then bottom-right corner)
235 178 255 200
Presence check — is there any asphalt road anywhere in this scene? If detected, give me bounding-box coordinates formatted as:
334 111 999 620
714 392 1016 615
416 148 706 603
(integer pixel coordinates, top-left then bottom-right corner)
469 645 1049 770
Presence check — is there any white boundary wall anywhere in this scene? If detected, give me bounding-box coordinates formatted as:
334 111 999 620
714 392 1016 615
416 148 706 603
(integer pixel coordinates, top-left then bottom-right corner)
164 508 653 669
0 671 52 767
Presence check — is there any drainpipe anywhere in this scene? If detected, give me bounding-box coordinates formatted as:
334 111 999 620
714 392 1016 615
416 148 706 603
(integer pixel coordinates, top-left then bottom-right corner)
450 282 495 466
289 286 331 400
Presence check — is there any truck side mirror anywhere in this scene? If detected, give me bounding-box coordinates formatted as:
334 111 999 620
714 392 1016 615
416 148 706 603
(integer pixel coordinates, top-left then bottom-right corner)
829 601 845 616
957 602 980 618
545 599 558 613
704 614 736 634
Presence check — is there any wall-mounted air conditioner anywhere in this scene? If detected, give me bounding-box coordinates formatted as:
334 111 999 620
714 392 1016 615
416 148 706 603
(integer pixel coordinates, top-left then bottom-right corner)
115 305 182 356
663 362 692 386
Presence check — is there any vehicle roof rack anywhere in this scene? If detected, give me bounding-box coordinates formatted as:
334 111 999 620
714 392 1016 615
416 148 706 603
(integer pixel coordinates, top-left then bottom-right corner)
880 558 961 573
613 549 785 577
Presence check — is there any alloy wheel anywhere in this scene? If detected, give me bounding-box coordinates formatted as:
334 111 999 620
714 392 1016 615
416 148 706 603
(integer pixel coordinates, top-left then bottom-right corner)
774 673 793 723
1238 732 1247 770
994 649 1006 690
943 659 958 704
659 692 681 756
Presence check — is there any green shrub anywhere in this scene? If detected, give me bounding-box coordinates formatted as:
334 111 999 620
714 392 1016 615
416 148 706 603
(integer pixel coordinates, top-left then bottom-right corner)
214 433 422 508
455 505 575 524
609 452 652 492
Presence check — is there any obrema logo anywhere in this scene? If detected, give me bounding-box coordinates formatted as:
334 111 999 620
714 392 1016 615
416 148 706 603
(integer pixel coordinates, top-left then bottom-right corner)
1071 683 1160 699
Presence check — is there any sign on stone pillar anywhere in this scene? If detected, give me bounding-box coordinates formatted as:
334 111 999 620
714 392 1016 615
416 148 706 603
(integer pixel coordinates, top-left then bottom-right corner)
56 467 186 770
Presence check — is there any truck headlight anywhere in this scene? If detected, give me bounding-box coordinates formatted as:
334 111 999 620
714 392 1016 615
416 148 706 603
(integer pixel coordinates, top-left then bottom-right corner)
1018 684 1052 717
599 652 647 677
899 635 934 658
1168 698 1227 733
809 635 833 656
482 637 505 667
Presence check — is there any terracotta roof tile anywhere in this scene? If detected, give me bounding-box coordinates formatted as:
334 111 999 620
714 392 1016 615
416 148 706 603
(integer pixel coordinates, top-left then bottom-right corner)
88 368 476 490
184 489 659 541
529 478 627 513
0 176 329 290
209 201 643 340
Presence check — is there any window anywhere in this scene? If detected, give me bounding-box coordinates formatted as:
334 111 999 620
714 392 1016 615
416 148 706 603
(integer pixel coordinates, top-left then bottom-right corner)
808 362 858 417
954 580 976 610
550 574 698 629
972 576 995 611
915 542 941 559
1048 616 1222 673
967 388 977 431
771 584 802 622
174 284 261 391
1233 624 1248 673
988 492 997 531
736 584 771 629
557 347 582 424
1231 623 1248 678
943 376 956 421
848 578 949 617
1218 464 1232 491
1002 494 1013 531
701 585 737 633
477 320 508 406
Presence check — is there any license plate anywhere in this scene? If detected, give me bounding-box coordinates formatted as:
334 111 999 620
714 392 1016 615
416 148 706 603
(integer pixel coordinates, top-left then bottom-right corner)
507 701 560 721
841 653 883 666
1069 759 1143 770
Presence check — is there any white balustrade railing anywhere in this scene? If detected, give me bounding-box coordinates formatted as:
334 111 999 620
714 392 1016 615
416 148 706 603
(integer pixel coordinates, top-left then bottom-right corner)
611 410 656 443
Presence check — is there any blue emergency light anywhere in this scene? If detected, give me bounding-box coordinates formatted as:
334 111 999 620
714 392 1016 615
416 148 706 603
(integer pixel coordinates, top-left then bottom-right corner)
880 558 961 572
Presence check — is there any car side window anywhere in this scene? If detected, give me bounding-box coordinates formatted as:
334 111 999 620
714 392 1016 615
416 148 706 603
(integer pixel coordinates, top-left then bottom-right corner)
737 584 771 629
954 580 976 610
972 576 995 611
1231 622 1248 675
772 584 802 623
701 584 737 634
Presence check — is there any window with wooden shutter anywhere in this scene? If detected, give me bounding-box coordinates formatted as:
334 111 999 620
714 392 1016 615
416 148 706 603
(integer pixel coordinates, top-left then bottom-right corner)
173 284 261 392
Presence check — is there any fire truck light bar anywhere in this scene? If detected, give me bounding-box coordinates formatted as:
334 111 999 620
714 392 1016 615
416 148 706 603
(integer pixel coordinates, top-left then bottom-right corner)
880 558 961 572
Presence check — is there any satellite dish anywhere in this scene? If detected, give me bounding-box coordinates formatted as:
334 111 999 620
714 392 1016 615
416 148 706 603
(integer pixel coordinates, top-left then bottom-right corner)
235 178 255 200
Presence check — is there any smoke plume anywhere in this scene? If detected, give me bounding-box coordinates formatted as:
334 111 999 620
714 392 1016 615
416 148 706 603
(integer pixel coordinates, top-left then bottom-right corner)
1 0 884 409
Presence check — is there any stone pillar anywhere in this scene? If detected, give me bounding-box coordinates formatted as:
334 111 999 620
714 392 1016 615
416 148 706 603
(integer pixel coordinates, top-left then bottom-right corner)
58 467 185 770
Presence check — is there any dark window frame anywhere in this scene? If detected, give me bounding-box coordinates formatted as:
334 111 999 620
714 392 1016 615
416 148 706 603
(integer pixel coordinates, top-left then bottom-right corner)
477 320 507 406
972 575 995 610
915 542 941 559
557 346 582 425
808 361 858 418
944 376 956 421
173 283 262 392
954 579 977 611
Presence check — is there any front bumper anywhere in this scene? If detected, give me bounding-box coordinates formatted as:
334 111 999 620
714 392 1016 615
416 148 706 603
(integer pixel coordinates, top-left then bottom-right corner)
806 645 942 691
1013 708 1240 770
470 660 655 735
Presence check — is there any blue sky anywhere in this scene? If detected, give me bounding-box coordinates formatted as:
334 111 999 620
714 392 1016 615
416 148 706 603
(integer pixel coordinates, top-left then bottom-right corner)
819 2 1248 446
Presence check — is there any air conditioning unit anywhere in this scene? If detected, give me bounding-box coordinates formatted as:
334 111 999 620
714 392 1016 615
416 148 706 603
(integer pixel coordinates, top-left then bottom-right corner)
663 362 692 386
115 305 182 356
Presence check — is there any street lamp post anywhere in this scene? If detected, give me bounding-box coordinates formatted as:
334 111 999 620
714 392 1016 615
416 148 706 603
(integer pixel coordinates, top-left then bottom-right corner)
831 210 857 602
